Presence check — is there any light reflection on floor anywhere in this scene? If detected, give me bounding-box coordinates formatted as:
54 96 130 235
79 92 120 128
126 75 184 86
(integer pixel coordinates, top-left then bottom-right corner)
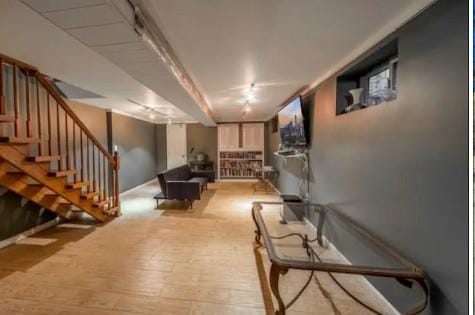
120 180 164 218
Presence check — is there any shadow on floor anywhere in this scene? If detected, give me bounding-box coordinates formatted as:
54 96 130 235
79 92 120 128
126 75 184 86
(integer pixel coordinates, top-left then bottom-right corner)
0 219 102 280
158 189 217 218
253 243 276 315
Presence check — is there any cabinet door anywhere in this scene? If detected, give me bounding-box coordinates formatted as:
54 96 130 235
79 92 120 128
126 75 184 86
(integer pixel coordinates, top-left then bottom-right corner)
242 123 264 150
218 124 239 150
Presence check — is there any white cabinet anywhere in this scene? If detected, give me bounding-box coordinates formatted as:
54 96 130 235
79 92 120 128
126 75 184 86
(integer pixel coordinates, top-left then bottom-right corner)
218 123 239 150
242 123 264 150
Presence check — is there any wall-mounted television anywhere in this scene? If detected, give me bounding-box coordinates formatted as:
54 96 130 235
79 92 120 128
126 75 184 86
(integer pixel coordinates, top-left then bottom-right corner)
278 96 307 149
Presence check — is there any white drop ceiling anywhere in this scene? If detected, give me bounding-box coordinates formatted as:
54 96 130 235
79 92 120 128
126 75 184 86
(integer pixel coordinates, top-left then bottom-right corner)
143 0 435 122
7 0 207 125
10 0 435 124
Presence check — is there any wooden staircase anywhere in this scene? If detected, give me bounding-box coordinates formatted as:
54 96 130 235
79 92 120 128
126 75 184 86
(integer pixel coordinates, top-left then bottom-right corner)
0 53 120 222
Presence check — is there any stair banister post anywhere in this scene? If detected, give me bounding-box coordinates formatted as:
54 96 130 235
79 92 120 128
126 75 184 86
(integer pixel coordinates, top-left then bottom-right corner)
0 58 4 115
113 150 120 209
25 70 32 137
36 73 43 155
13 65 20 137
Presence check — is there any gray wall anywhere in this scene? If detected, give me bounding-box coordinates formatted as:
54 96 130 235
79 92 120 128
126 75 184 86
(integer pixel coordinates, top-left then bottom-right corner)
186 123 217 168
111 112 157 192
267 0 468 313
156 124 167 173
67 100 108 147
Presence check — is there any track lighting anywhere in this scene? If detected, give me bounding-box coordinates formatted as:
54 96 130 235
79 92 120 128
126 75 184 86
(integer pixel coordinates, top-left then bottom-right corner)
127 0 213 120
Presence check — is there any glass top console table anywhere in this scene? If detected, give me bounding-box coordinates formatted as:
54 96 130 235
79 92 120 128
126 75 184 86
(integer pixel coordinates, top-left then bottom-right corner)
251 201 428 315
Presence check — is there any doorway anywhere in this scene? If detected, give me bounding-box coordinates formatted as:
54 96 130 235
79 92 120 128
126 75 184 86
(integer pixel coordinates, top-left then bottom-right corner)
167 123 187 169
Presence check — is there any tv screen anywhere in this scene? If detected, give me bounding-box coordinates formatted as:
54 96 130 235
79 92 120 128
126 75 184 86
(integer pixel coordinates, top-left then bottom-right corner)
278 96 307 148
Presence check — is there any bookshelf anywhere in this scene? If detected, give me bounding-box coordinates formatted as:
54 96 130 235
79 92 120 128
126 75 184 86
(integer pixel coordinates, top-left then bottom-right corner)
219 151 263 177
218 123 264 179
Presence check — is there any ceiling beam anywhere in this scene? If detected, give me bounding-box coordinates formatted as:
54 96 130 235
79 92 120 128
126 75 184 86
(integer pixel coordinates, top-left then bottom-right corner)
127 0 216 126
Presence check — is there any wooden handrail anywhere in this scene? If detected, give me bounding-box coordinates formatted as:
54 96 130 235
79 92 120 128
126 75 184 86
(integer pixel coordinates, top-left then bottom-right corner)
35 73 115 164
0 53 113 164
0 53 38 72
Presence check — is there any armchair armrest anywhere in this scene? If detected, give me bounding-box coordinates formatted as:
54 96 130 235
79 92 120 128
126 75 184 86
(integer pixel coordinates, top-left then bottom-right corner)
191 170 216 183
166 181 201 201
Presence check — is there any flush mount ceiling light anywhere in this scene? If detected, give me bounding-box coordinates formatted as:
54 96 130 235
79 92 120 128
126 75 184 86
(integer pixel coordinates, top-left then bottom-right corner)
241 83 256 118
243 82 256 103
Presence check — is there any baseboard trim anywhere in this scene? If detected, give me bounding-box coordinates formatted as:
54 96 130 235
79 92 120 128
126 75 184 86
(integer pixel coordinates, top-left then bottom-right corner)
0 217 61 249
303 217 399 315
217 179 258 183
120 178 157 196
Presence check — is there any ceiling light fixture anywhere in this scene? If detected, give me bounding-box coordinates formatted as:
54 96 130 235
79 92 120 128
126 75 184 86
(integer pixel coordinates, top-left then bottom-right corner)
127 98 172 122
241 83 256 117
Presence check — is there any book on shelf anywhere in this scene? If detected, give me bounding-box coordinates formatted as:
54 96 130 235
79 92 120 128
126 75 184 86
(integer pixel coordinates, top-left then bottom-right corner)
219 150 263 177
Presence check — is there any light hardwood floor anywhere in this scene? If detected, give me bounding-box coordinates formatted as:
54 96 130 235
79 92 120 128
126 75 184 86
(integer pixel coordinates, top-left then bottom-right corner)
0 181 393 314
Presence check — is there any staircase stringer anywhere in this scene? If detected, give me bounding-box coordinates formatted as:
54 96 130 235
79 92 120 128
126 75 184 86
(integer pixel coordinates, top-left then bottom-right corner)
0 144 109 222
0 163 74 218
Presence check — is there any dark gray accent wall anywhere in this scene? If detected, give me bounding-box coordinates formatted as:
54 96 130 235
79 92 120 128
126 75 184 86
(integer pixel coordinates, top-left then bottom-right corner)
186 123 217 168
267 0 468 313
156 124 167 173
111 112 157 192
67 100 108 148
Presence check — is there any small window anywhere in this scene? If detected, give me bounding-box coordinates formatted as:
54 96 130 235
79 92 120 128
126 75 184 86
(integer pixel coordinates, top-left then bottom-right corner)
368 68 390 98
335 39 398 115
366 58 397 106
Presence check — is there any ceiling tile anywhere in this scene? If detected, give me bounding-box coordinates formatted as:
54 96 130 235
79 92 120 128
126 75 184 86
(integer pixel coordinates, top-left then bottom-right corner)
101 49 159 64
21 0 104 13
93 42 146 53
68 22 138 46
43 4 122 29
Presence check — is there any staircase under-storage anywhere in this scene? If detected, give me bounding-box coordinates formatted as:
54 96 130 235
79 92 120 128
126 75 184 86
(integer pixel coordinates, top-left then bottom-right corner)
0 53 120 222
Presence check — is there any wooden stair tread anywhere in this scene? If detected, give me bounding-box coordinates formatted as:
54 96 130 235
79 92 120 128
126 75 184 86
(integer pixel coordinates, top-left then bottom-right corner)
6 171 24 175
81 191 99 200
48 169 77 177
0 137 41 144
42 194 59 199
21 184 45 195
93 200 108 208
66 181 89 189
26 155 61 162
0 115 16 122
5 171 26 178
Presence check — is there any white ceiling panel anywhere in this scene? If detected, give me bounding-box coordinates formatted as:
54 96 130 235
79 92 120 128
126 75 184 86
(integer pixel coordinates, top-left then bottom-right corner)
15 0 435 124
43 4 122 29
3 0 195 124
68 22 139 46
93 42 146 53
100 49 159 64
21 0 104 13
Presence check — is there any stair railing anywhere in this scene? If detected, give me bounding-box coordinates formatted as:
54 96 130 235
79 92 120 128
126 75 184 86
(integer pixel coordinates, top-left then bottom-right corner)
0 53 120 213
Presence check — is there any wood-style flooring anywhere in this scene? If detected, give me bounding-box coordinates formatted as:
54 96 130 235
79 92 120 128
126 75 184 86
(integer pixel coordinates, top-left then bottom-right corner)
0 181 394 314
